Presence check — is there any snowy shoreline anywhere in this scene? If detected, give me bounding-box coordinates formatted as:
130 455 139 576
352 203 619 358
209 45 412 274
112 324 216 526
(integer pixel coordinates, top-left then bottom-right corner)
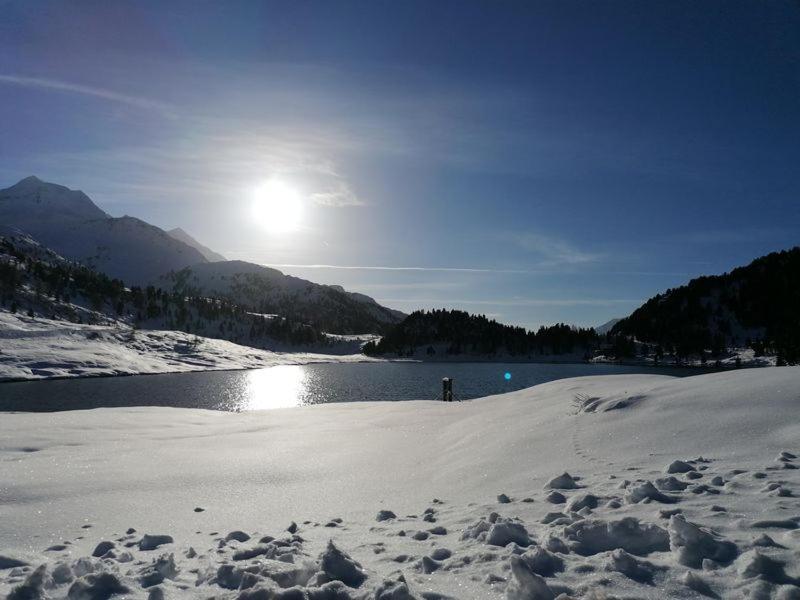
3 309 765 386
2 367 799 599
0 311 386 383
0 360 384 386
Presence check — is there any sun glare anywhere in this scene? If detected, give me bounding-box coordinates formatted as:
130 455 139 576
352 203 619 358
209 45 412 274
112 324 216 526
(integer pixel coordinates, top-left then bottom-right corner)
252 179 303 233
243 366 306 410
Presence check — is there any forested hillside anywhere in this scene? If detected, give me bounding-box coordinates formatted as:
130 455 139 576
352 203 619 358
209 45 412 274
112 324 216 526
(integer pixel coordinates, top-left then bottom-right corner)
160 261 405 335
0 234 327 348
611 247 800 363
364 309 599 358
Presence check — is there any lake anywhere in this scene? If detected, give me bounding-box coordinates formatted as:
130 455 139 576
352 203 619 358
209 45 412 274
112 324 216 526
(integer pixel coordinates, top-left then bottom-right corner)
0 362 715 412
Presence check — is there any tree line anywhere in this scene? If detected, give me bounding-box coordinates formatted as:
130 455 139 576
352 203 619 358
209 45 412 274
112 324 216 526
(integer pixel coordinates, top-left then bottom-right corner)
611 247 800 364
363 309 599 358
0 237 327 347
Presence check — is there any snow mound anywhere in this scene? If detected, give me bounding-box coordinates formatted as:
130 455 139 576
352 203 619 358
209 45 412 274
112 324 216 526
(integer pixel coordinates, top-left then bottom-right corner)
544 472 579 490
564 517 670 556
486 519 532 547
668 515 738 568
139 534 174 551
319 541 367 588
605 549 663 584
519 547 564 577
505 555 556 600
625 481 679 504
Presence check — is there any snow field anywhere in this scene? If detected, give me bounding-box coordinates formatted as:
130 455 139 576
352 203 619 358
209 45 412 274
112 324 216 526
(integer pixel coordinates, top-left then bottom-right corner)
1 368 799 598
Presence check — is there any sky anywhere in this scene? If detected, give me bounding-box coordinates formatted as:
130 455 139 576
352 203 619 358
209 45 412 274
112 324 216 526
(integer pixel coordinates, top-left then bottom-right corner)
1 0 799 329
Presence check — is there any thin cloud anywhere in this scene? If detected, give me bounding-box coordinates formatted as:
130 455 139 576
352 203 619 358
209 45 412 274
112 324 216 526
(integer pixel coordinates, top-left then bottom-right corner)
25 127 365 208
508 232 601 265
263 262 691 277
261 263 541 274
310 181 363 207
0 74 174 116
376 298 637 307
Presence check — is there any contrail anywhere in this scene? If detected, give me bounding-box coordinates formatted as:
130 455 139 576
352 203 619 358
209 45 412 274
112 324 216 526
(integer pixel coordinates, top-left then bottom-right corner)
0 74 174 115
261 263 541 274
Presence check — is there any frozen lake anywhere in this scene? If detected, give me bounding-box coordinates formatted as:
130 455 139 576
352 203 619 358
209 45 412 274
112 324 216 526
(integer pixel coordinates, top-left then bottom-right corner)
0 362 715 412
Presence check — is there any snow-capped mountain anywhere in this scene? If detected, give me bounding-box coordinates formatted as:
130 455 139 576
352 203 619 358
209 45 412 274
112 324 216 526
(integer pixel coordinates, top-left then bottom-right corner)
594 317 621 335
0 175 109 222
167 227 226 262
158 260 405 334
0 176 208 284
0 176 405 334
0 231 376 358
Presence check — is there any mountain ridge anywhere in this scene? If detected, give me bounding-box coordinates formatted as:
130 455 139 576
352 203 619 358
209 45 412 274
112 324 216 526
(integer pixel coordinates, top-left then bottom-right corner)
0 176 405 334
167 227 227 262
0 176 208 284
158 260 405 334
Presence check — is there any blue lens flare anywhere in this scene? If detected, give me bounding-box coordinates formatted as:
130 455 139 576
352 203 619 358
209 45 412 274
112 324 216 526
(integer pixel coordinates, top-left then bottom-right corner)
504 372 512 381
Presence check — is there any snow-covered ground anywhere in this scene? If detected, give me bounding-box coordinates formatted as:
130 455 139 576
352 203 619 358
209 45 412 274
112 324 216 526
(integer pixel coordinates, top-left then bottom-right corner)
589 347 777 368
2 367 799 599
0 312 380 382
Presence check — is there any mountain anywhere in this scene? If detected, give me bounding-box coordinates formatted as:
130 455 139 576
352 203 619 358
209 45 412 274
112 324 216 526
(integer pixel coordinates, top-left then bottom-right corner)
0 176 405 335
157 260 405 334
0 176 208 284
611 247 800 362
0 175 109 222
167 227 226 262
364 308 599 358
594 318 621 335
0 232 332 349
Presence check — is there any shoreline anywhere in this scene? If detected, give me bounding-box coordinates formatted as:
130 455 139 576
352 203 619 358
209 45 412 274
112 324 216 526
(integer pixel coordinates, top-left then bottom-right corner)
1 354 761 385
0 356 393 385
1 312 775 385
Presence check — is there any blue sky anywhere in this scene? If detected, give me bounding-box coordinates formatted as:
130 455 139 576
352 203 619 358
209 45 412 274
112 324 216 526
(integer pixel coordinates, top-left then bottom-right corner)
1 1 799 328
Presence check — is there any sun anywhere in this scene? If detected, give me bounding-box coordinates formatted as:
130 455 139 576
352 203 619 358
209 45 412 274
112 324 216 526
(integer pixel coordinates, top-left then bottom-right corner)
252 179 303 233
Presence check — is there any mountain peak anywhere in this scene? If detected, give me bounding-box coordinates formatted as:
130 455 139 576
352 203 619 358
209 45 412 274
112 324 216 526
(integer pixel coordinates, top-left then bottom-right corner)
9 175 77 192
595 318 621 335
9 175 63 192
1 176 109 223
167 227 226 262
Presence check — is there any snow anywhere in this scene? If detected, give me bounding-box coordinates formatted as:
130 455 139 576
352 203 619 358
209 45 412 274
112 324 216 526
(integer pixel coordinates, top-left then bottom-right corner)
593 318 621 336
0 311 380 382
1 366 799 598
156 260 404 329
589 346 777 367
0 177 209 284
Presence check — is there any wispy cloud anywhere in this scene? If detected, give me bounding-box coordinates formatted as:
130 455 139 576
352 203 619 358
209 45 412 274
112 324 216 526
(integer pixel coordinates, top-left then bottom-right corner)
23 127 365 209
263 262 691 277
0 74 174 116
375 298 637 307
309 181 363 207
507 232 601 266
261 263 541 274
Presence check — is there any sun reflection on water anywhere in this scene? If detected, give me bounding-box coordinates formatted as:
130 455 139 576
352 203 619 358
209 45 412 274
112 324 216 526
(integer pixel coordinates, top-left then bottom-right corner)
242 366 308 410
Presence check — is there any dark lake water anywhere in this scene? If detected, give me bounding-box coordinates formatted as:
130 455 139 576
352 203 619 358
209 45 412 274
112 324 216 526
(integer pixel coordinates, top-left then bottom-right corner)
0 362 714 412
